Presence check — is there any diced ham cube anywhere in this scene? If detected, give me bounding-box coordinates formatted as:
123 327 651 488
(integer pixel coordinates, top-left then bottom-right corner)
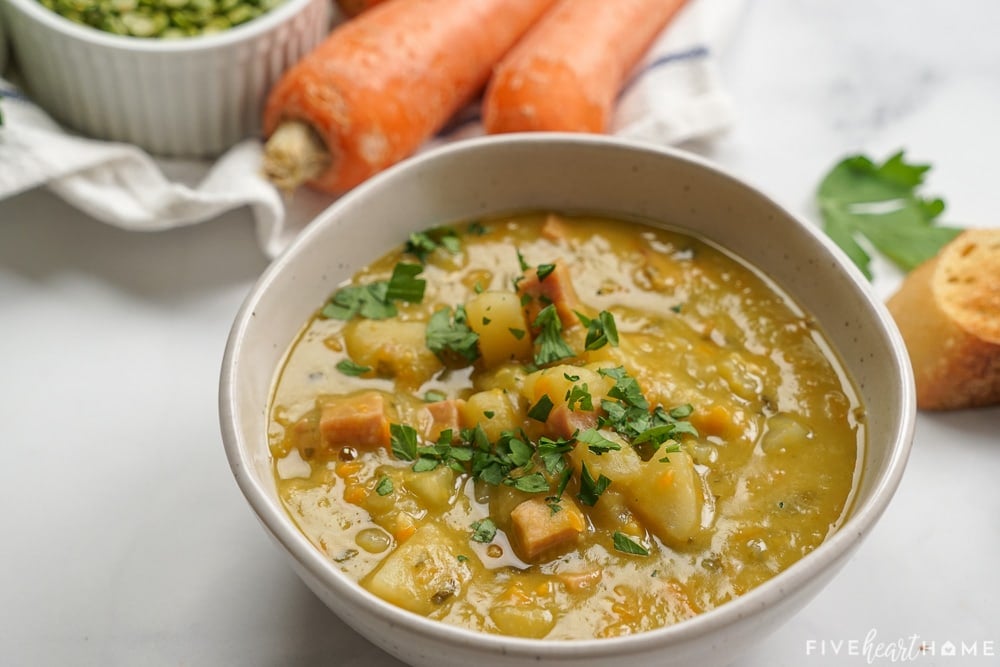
319 391 391 451
422 399 466 442
517 259 580 330
509 496 586 562
545 404 597 440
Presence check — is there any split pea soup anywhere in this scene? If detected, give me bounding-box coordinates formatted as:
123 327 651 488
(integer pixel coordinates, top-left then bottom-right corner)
267 212 865 639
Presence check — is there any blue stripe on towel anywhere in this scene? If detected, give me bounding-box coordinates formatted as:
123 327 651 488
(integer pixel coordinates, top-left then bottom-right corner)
620 44 711 97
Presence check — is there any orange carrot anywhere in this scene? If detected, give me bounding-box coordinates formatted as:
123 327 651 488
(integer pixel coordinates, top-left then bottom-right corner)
483 0 688 134
263 0 558 193
335 0 388 17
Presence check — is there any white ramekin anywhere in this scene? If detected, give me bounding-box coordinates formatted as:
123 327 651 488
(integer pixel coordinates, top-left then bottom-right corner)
0 0 331 157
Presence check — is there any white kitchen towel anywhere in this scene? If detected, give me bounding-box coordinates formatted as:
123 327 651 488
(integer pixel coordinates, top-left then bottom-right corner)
0 0 744 259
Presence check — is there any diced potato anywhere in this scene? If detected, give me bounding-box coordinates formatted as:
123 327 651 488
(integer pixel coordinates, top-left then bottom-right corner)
461 388 522 441
521 364 611 406
465 291 533 368
402 466 457 511
568 433 641 483
624 452 703 547
509 497 586 562
761 413 813 455
490 603 555 639
473 362 528 395
343 319 442 388
362 524 473 615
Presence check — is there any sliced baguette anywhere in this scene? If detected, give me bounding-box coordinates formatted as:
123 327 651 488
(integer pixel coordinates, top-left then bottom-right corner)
887 229 1000 410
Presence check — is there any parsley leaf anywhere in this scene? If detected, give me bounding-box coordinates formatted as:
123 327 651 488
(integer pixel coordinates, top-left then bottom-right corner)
336 359 372 377
390 423 419 461
527 394 555 422
322 261 426 321
510 472 550 493
322 282 395 320
578 310 620 351
470 518 497 543
385 262 426 303
533 304 575 366
565 382 593 412
536 263 556 281
576 428 621 455
423 389 448 402
375 475 394 496
577 461 611 507
426 306 480 365
404 227 461 263
613 531 650 556
816 150 963 280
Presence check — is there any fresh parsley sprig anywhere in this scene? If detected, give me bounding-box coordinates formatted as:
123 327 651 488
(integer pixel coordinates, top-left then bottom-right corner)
817 150 963 280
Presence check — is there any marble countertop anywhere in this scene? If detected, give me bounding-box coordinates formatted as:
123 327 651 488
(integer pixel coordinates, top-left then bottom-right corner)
2 1 999 665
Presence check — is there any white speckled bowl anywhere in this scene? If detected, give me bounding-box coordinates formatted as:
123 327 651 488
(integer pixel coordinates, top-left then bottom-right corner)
1 0 330 157
220 134 916 667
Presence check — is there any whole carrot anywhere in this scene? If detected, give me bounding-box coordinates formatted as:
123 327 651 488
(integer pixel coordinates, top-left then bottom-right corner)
483 0 688 134
263 0 558 193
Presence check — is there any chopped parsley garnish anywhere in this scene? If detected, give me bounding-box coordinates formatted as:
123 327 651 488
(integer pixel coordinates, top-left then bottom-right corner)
516 249 530 272
508 327 526 340
817 150 962 280
510 472 550 493
385 262 426 303
322 262 426 321
404 227 461 263
423 389 447 403
390 423 419 461
577 462 611 507
537 436 573 475
597 366 698 459
321 281 395 320
565 383 593 411
375 475 394 496
613 531 650 556
533 304 575 366
578 310 620 351
335 359 372 377
426 306 480 365
456 554 470 563
527 394 555 422
412 429 473 473
536 263 556 281
467 221 488 236
576 428 621 455
470 518 497 543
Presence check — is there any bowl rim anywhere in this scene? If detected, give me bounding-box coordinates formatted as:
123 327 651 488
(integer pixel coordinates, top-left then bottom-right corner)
219 132 916 658
2 0 324 53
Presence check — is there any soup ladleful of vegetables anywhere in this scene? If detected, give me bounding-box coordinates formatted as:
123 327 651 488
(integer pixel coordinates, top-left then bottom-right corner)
268 212 865 639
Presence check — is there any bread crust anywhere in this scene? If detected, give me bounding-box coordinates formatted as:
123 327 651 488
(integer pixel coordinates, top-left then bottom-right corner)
887 229 1000 410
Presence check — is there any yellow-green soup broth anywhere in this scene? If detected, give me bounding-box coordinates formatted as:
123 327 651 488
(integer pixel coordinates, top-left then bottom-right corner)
268 213 864 639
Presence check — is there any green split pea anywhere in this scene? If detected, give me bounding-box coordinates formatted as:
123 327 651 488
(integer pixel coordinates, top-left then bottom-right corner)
37 0 288 38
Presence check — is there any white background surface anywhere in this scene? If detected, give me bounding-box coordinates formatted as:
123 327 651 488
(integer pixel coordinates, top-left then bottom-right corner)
2 1 999 665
